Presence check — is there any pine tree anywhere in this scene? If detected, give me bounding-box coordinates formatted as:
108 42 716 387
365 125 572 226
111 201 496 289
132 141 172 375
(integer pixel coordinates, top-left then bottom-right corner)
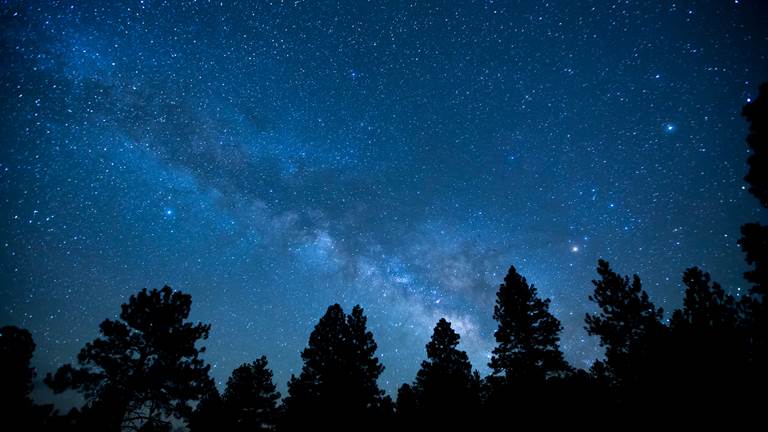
668 267 744 408
188 388 223 432
738 82 768 394
412 319 479 423
45 286 215 431
0 326 36 414
395 383 418 422
283 304 384 430
346 305 386 406
740 223 768 299
0 326 55 427
742 82 768 207
584 260 665 387
670 267 738 331
489 265 570 385
221 356 281 431
740 81 768 316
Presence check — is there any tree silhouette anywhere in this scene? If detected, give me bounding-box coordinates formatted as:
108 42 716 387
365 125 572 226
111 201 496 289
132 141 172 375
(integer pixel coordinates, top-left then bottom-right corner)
220 356 280 431
584 259 666 388
670 267 738 331
0 325 57 428
740 222 768 385
742 82 768 207
488 265 570 385
347 304 387 412
738 81 768 405
740 223 768 297
188 387 223 432
410 318 479 426
0 326 59 430
45 286 214 431
667 268 745 411
283 304 386 430
394 383 418 424
0 326 35 412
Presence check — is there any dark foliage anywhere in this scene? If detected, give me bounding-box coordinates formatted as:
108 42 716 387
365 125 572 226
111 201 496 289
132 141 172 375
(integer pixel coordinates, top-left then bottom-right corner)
44 286 215 431
394 383 417 422
188 388 223 432
738 81 768 402
402 318 480 428
489 266 571 384
743 82 768 208
0 326 35 413
584 259 666 389
484 266 573 422
671 267 739 331
666 268 746 412
0 326 54 428
282 304 387 431
221 357 281 431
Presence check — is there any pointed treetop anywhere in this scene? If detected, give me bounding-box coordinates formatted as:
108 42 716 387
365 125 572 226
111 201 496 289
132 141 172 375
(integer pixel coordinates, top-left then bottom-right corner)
489 265 570 382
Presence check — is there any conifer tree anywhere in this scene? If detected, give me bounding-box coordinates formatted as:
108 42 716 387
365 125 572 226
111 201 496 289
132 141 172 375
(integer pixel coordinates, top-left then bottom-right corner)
188 387 223 432
739 82 768 384
0 326 54 427
489 265 570 385
668 267 744 405
347 305 386 405
584 260 665 386
221 356 281 431
742 82 768 208
412 319 479 420
395 383 418 421
283 304 384 430
670 267 738 332
45 286 214 431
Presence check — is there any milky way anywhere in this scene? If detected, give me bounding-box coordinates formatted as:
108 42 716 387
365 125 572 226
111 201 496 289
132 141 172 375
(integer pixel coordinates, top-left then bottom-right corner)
1 1 767 402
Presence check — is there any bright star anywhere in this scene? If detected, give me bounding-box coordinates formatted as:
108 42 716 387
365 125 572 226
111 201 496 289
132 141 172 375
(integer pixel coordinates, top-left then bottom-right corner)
664 123 676 133
571 245 579 253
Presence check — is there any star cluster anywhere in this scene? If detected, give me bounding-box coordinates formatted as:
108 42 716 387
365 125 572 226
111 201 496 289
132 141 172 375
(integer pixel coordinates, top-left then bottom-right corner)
1 0 767 401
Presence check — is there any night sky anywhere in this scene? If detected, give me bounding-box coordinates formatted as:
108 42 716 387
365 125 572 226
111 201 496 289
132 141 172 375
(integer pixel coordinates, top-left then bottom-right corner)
2 0 767 402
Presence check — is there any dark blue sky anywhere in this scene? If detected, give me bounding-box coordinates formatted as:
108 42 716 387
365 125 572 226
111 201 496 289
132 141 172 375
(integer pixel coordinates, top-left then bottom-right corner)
2 0 767 401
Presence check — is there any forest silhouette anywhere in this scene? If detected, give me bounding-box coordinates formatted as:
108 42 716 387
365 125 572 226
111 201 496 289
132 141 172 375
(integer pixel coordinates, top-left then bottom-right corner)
2 84 767 431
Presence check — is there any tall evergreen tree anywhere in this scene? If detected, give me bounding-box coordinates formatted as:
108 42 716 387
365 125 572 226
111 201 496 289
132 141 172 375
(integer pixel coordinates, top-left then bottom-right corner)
740 82 768 313
45 286 215 431
670 267 738 331
584 260 665 387
347 305 386 405
0 326 57 429
221 356 280 431
412 318 479 423
738 81 768 401
668 268 744 402
188 387 223 432
0 326 36 415
395 383 418 422
283 304 385 430
489 265 570 385
742 82 768 208
0 325 57 427
740 223 768 299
